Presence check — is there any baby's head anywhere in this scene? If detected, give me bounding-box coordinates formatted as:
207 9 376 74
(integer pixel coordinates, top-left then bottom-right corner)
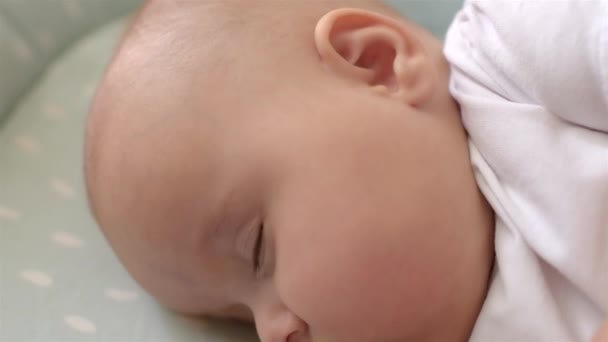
86 0 494 341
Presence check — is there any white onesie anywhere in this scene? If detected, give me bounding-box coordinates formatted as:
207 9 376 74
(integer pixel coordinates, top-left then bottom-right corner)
444 1 608 340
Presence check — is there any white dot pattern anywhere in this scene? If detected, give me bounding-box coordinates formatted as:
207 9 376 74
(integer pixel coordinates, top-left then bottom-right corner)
81 83 96 98
50 178 76 198
43 104 67 120
62 0 83 19
14 135 42 154
64 315 96 334
105 288 139 302
0 205 21 221
20 270 53 287
52 231 84 248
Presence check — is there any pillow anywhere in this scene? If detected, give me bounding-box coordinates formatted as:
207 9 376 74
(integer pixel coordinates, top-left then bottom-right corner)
388 0 462 38
0 0 141 123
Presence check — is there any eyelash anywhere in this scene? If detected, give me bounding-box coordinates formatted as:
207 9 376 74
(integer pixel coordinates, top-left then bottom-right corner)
252 223 264 276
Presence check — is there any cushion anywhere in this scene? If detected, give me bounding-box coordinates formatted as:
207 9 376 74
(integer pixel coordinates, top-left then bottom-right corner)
0 0 141 122
388 0 462 38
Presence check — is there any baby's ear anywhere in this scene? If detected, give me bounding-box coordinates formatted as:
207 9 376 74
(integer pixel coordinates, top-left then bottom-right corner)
315 8 435 107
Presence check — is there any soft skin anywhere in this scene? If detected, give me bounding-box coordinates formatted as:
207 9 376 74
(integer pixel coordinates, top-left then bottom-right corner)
86 1 495 341
596 321 608 342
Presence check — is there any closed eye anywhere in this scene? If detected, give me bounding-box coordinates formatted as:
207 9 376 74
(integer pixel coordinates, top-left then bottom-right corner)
252 223 264 274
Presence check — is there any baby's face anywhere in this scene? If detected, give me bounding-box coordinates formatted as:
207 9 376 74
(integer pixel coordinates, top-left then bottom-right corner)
88 4 494 342
93 86 491 341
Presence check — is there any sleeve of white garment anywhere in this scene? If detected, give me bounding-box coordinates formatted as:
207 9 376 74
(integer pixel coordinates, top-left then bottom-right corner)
456 0 608 132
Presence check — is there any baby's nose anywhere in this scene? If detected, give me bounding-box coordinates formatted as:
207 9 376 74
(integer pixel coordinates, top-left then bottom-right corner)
286 330 307 342
253 303 307 342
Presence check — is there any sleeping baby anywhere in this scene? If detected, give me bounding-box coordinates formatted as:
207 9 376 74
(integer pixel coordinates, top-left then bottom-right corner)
85 0 607 341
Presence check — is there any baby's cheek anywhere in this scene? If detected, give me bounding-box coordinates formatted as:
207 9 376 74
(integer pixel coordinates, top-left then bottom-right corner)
276 233 443 340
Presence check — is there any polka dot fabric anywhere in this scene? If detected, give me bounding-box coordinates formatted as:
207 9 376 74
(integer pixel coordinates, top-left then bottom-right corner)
0 16 257 342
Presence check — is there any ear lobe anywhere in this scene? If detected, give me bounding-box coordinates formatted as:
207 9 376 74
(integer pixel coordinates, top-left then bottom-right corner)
315 8 435 107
